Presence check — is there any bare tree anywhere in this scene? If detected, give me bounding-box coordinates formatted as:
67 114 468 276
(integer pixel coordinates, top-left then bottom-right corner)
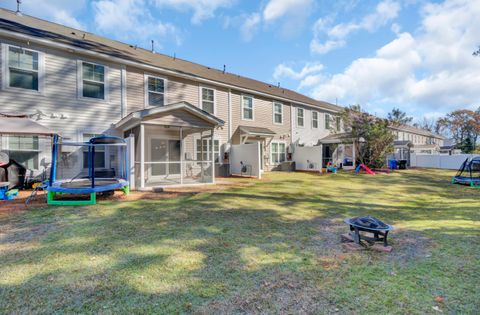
387 108 413 126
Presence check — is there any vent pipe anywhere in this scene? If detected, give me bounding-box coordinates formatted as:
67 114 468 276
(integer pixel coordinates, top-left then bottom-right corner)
16 0 22 16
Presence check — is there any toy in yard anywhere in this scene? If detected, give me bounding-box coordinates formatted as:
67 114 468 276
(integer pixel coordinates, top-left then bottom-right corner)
326 162 337 173
452 157 480 187
0 152 27 189
46 134 130 205
355 164 375 175
0 182 18 200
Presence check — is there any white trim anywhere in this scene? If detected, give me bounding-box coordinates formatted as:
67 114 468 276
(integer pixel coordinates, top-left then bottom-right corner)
199 85 216 115
228 88 232 143
312 110 319 129
297 107 305 128
144 73 167 108
1 43 45 94
77 59 109 101
272 101 283 125
0 29 341 115
120 66 127 117
241 94 254 121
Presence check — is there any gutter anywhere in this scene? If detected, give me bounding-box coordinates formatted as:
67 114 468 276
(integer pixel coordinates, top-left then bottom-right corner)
0 29 341 114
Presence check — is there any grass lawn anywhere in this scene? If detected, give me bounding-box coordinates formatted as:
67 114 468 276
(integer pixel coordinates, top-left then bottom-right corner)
0 169 479 314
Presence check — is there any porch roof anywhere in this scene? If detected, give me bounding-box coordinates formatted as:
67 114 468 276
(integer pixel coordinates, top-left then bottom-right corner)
318 133 353 144
0 115 55 136
115 102 224 130
239 126 276 137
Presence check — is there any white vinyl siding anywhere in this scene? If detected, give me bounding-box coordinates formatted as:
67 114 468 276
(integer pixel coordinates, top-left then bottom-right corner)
146 75 166 107
297 108 304 127
312 111 319 128
242 95 254 120
201 87 215 114
273 102 283 124
271 142 286 165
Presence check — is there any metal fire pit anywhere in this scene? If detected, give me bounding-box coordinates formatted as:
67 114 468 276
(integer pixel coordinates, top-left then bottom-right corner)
344 216 393 246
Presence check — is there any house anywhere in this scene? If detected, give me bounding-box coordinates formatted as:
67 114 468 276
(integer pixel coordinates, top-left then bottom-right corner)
0 8 345 189
0 8 445 189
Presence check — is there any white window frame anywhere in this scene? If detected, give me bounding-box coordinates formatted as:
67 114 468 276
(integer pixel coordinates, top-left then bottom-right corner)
199 86 216 115
79 132 108 169
297 107 304 127
1 134 41 170
144 74 167 108
336 116 341 131
241 94 254 121
77 60 109 101
270 141 287 165
272 101 283 125
2 43 45 93
194 137 221 163
325 113 331 130
312 111 319 129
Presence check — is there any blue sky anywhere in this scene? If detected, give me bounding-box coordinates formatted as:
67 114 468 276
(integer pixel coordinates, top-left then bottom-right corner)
2 0 480 121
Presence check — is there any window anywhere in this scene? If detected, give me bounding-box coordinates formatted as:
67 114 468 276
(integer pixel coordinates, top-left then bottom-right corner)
336 116 341 131
82 133 105 168
312 111 319 128
147 76 165 106
242 95 254 120
3 136 39 169
325 113 331 129
273 102 283 124
271 142 286 164
297 108 304 127
196 139 220 162
201 87 215 114
82 62 105 99
7 46 39 91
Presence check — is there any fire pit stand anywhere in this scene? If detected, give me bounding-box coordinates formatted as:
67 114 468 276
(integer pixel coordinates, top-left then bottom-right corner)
344 216 393 247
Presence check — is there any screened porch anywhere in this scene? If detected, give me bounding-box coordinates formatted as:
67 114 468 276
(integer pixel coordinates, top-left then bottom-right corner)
115 102 224 190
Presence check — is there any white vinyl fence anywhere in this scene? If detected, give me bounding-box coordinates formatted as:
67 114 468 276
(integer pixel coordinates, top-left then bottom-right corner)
230 143 262 178
410 153 479 170
292 145 322 171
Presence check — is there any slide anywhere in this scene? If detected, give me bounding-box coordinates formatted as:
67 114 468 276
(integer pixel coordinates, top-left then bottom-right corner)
355 164 375 175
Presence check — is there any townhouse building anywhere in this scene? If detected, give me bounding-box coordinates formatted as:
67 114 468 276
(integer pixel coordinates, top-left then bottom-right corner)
0 8 444 189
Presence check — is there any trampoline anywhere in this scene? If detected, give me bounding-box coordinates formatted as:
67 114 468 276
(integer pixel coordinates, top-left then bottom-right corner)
452 157 480 188
47 134 130 205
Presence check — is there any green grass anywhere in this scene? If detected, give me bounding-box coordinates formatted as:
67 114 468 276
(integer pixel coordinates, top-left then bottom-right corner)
1 169 479 314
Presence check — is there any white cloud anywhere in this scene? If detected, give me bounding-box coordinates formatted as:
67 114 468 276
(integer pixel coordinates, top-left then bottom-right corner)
303 0 480 114
153 0 235 24
311 0 401 54
5 0 86 29
273 62 324 80
240 13 261 42
93 0 181 48
263 0 313 22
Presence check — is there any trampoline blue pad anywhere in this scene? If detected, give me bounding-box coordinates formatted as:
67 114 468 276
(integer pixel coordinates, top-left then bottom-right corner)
453 176 480 184
48 178 128 194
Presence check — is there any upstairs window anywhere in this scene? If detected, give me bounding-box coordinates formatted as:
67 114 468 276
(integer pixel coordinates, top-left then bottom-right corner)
273 102 283 124
336 116 341 131
201 87 215 114
147 76 165 106
312 111 319 128
7 46 39 91
297 108 304 127
82 62 105 99
242 95 254 120
325 113 331 129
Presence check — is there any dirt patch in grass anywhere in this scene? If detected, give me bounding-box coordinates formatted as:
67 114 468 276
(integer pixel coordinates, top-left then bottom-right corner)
194 271 337 315
388 229 433 263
